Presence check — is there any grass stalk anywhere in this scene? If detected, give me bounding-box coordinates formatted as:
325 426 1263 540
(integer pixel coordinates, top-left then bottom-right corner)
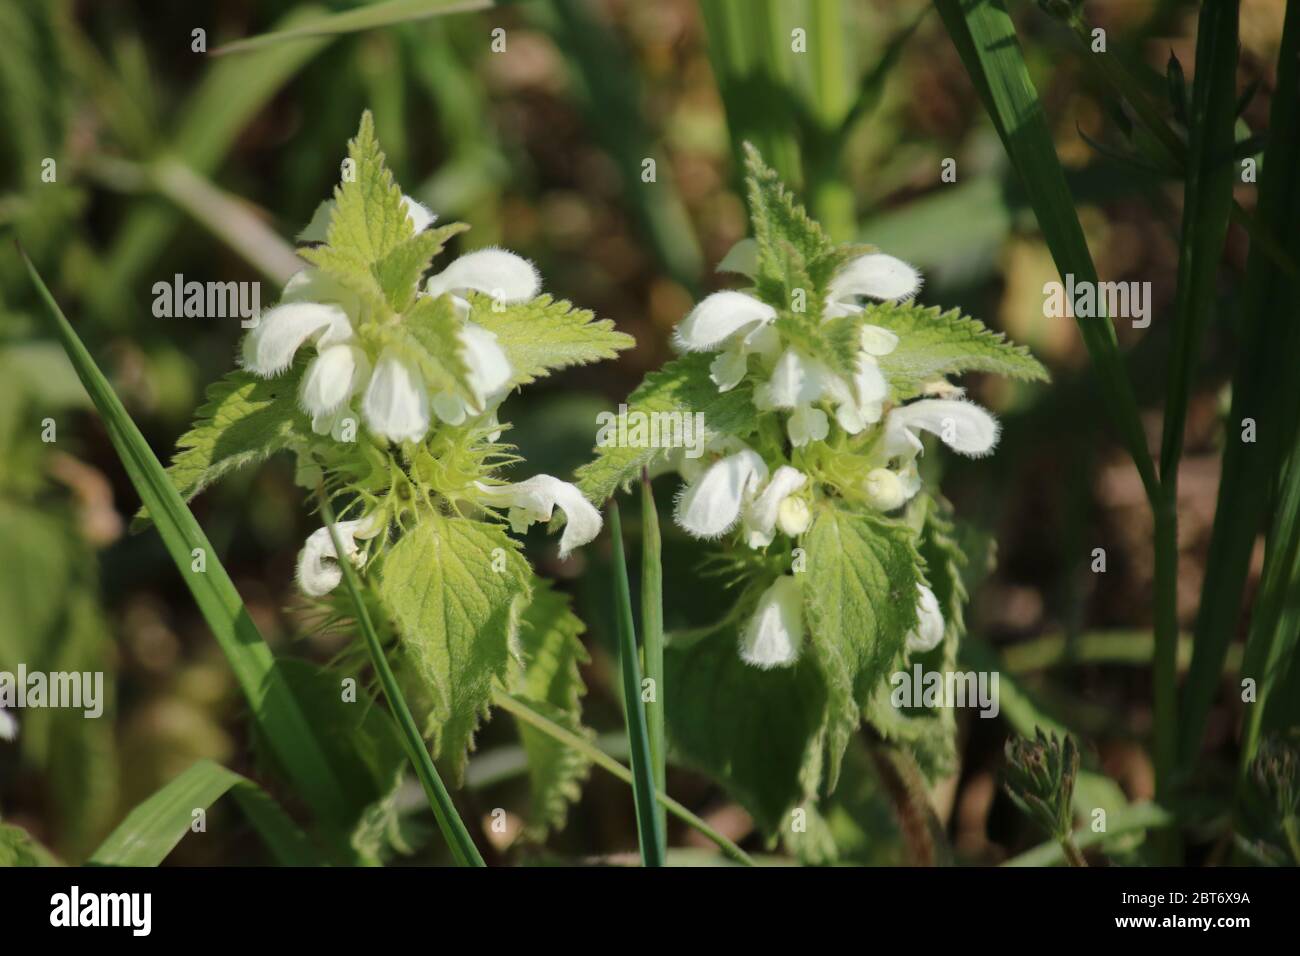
640 474 668 841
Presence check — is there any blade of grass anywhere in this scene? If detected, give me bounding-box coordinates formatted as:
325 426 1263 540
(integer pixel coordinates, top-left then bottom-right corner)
934 0 1158 504
17 243 356 843
212 0 493 56
89 759 320 866
491 690 754 866
1151 0 1239 808
316 493 485 867
1182 0 1300 770
608 500 667 866
640 474 667 841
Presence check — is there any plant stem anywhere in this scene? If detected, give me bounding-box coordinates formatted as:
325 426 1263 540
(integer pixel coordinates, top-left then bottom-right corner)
1003 802 1173 866
317 492 484 867
491 690 755 866
607 500 667 866
640 474 668 841
1059 835 1089 868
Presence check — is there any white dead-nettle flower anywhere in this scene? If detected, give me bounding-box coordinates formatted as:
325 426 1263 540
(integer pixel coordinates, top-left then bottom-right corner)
673 291 781 392
0 706 17 742
242 208 536 444
905 584 945 654
674 447 769 539
824 252 922 316
474 475 602 559
740 575 805 668
742 465 809 548
296 515 384 597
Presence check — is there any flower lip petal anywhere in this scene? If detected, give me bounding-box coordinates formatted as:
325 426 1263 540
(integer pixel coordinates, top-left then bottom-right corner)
905 584 945 653
426 248 540 303
674 448 768 539
739 575 804 668
401 195 437 233
744 466 807 548
672 291 776 353
244 302 352 377
460 322 513 407
886 398 1000 459
475 475 603 558
300 344 368 417
829 253 922 304
362 350 430 443
295 517 378 598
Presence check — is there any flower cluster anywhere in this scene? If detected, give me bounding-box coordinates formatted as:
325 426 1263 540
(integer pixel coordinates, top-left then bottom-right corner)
661 249 999 669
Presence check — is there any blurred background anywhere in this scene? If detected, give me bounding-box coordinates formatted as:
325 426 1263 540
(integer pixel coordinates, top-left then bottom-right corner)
0 0 1287 864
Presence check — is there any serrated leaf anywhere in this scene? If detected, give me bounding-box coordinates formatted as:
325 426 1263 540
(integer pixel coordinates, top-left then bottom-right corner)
135 367 308 525
869 302 1050 399
400 293 474 402
802 504 924 788
374 223 468 312
743 142 834 297
508 581 592 840
377 514 532 782
664 627 828 833
469 292 635 388
575 353 758 504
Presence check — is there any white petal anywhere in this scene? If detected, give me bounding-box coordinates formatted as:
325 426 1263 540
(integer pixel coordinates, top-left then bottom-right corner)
863 468 908 511
294 518 378 598
675 449 768 539
363 351 430 443
709 347 748 392
716 237 758 277
673 292 775 353
861 324 899 356
855 355 889 405
886 399 1000 459
461 322 512 407
739 576 804 668
829 253 922 303
401 195 436 233
0 707 17 742
476 476 602 558
787 404 829 448
777 496 812 536
426 248 540 303
744 466 807 548
432 392 469 426
300 344 369 417
905 584 945 653
763 349 824 409
243 302 352 376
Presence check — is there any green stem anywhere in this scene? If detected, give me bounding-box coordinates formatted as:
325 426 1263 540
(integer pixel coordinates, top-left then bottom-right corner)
317 492 484 867
608 501 667 866
1003 802 1173 866
1059 835 1089 868
1152 498 1179 801
491 690 754 866
640 474 668 841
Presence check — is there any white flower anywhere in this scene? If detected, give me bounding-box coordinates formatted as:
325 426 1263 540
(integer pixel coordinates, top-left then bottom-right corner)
426 248 540 310
884 399 1000 460
401 195 436 233
674 448 768 539
363 349 430 443
296 516 383 598
825 252 922 315
863 467 908 512
0 706 17 742
474 475 602 558
673 291 780 392
739 575 804 668
431 322 512 426
905 584 945 654
243 299 354 378
742 465 808 548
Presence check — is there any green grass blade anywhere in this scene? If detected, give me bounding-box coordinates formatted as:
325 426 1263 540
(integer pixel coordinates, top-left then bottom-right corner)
491 690 754 865
316 494 485 867
89 759 320 866
640 475 667 840
17 245 356 840
1182 0 1300 768
212 0 493 56
607 501 666 866
1151 0 1239 801
933 0 1158 504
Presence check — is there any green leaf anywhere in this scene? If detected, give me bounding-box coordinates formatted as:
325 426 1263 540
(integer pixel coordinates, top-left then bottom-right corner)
469 292 635 388
136 366 308 526
507 580 592 839
212 0 491 55
374 223 468 312
742 142 835 301
665 627 828 833
89 759 320 866
0 821 61 867
377 513 532 782
869 302 1049 399
802 504 923 788
575 353 758 503
401 293 474 402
